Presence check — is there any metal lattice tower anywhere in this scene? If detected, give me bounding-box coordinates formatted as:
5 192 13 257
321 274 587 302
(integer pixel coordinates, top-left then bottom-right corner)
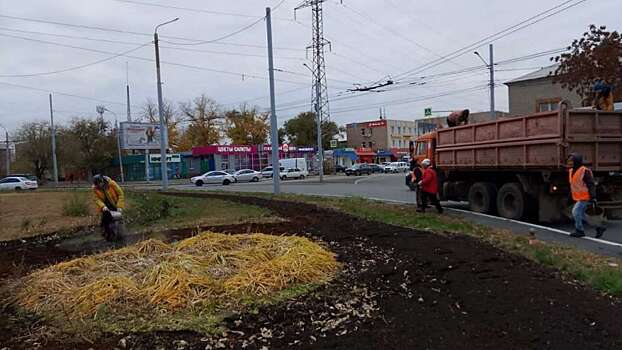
295 0 331 122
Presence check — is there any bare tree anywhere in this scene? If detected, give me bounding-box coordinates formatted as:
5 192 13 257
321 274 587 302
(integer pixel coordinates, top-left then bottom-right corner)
14 122 52 181
140 98 181 151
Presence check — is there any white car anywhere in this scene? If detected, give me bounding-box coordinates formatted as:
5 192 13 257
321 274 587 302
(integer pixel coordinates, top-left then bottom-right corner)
191 171 236 186
0 176 38 191
234 169 261 182
391 161 410 173
383 164 398 173
280 168 307 180
260 166 285 178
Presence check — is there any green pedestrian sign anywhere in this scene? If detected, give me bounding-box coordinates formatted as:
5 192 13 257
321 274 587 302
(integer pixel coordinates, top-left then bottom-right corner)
424 108 432 117
330 139 338 148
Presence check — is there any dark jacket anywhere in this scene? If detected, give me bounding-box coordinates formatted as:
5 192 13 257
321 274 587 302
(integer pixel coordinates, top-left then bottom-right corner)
569 153 596 199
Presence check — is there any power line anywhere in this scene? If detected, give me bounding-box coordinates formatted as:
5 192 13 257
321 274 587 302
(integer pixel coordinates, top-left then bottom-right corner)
0 41 150 77
0 13 303 51
0 81 135 107
392 0 588 80
0 27 306 60
0 32 313 86
159 16 265 46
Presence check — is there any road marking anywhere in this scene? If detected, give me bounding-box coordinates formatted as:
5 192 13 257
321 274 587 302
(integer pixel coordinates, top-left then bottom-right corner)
354 176 373 185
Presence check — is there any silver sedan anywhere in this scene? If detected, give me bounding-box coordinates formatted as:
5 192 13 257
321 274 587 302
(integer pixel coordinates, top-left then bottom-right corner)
234 169 262 183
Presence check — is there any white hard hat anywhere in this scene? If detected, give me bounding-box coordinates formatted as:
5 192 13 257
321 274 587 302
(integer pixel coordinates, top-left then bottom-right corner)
422 159 431 166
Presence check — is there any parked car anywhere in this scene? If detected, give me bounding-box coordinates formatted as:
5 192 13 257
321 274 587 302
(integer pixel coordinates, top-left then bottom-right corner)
234 169 261 182
335 164 347 173
260 166 285 178
8 173 38 182
383 163 398 173
345 164 372 176
280 168 306 180
190 171 236 186
367 164 385 173
391 161 410 173
0 176 38 191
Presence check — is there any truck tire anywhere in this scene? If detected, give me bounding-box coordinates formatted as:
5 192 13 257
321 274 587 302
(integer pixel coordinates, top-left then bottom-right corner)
468 182 497 214
496 182 525 220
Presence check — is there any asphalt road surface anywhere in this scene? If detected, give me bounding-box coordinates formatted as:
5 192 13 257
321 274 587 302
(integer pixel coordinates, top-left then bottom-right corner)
170 173 622 257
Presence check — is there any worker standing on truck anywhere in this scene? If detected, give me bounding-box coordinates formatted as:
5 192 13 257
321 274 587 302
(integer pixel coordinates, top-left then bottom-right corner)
567 153 606 238
592 81 614 112
92 174 125 241
417 159 443 214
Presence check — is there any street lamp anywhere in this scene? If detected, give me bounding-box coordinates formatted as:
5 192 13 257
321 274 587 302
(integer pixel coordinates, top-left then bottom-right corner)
97 106 125 183
154 17 179 190
0 123 10 176
474 44 496 120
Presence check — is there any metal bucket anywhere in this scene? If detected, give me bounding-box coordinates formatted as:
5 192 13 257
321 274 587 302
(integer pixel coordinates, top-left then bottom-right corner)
585 205 607 227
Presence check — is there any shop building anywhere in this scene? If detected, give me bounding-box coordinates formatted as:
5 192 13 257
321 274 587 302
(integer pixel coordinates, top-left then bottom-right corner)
191 144 317 173
346 119 417 152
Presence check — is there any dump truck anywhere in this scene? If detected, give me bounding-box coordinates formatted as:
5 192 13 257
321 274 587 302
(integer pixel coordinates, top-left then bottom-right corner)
411 102 622 222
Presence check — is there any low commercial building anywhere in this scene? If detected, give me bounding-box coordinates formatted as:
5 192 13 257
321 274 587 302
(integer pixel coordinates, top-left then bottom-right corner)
505 64 583 116
346 119 415 162
191 144 317 174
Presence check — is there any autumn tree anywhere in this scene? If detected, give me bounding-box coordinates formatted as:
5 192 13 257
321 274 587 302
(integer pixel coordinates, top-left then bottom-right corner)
224 106 269 145
552 25 622 104
14 122 52 180
67 117 116 176
178 94 222 150
141 99 181 151
282 111 339 149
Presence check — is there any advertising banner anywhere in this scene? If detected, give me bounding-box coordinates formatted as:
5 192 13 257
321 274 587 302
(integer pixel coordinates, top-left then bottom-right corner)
120 122 161 150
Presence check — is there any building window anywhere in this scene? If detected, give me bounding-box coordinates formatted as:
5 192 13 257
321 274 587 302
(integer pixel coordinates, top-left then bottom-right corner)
392 140 396 147
397 126 401 134
360 128 366 136
362 142 366 148
391 126 395 134
536 98 561 113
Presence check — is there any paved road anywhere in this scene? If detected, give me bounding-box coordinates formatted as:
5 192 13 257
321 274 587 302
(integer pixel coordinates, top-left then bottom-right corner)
170 173 622 257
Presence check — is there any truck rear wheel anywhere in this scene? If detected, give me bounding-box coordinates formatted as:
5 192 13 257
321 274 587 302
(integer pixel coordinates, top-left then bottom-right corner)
497 182 525 220
468 182 497 214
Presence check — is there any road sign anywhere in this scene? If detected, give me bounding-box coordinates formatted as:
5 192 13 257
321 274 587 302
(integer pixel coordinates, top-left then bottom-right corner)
424 108 432 117
330 139 337 148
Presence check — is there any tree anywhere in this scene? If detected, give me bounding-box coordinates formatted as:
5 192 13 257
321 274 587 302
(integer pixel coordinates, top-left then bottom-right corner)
224 106 269 144
141 99 181 151
552 25 622 104
67 117 116 176
282 111 339 149
14 122 52 180
178 94 222 150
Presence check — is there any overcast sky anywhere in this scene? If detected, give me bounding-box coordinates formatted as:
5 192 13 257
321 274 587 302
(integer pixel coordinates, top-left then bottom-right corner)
0 0 620 134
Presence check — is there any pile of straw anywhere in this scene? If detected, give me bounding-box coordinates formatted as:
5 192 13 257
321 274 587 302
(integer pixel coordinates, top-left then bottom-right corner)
14 232 339 331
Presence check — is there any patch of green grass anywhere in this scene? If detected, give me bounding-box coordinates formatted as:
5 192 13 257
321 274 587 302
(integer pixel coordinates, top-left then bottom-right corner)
62 193 91 217
125 192 279 230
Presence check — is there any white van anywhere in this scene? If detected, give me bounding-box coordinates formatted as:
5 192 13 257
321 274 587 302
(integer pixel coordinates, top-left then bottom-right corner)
390 161 409 173
279 158 309 176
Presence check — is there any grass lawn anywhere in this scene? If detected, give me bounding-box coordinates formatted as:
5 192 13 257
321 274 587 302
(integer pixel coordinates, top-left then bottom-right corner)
0 190 279 241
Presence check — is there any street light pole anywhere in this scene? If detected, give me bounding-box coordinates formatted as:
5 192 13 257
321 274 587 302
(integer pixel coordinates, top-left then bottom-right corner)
474 44 495 120
265 7 280 194
154 17 179 191
49 94 59 185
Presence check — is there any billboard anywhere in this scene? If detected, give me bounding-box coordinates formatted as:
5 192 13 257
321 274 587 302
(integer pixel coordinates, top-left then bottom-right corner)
119 122 161 150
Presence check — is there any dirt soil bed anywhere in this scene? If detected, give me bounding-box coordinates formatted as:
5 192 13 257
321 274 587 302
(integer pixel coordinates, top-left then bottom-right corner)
1 192 622 349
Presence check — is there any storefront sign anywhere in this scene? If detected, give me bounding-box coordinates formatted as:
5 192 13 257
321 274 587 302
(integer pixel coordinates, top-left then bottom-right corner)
192 144 317 157
366 120 387 128
149 154 181 163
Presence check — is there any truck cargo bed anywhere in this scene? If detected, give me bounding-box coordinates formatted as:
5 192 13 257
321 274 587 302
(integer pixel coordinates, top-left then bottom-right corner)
435 106 622 172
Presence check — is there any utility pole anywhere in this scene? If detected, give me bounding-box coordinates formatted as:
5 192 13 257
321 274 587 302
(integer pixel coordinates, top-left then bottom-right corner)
265 7 281 194
0 124 9 176
49 94 58 185
126 62 132 122
296 0 330 182
154 18 179 190
489 43 495 120
474 43 496 120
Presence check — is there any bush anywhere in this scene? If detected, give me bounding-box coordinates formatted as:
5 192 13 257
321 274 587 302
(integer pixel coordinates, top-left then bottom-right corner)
125 193 172 226
63 194 90 217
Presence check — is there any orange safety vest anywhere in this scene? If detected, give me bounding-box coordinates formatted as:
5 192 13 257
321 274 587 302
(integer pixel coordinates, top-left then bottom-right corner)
569 166 590 201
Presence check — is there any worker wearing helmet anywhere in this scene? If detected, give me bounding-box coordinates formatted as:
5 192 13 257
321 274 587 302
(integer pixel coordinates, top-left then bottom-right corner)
417 159 443 214
92 174 125 240
567 153 606 238
592 81 614 112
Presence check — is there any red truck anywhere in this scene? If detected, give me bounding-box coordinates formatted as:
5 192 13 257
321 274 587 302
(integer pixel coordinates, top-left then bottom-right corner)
411 102 622 222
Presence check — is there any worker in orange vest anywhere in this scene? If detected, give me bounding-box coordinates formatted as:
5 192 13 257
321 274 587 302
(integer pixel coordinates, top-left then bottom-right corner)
592 81 614 112
567 153 606 238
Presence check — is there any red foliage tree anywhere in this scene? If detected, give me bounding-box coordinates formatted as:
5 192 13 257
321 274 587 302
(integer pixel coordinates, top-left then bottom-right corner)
552 25 622 105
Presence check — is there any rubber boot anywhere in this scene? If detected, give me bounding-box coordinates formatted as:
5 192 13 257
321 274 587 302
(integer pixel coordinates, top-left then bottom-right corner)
570 230 585 238
595 227 606 239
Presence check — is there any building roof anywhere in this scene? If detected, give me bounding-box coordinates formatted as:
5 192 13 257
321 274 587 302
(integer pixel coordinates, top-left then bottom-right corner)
505 64 559 84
